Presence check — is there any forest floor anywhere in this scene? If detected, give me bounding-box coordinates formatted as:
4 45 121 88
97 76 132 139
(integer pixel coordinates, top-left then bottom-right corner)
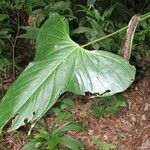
0 66 150 150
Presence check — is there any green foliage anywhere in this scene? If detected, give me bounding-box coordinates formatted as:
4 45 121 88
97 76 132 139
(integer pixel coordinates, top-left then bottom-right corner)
0 9 11 76
0 1 149 149
46 98 75 122
92 94 127 118
92 136 116 150
79 110 88 119
0 0 24 10
116 132 125 140
0 0 73 61
25 0 33 15
22 122 85 150
0 11 11 53
19 26 39 40
0 14 135 132
19 0 74 40
73 1 150 65
132 19 150 67
0 14 8 22
22 99 85 150
0 57 11 76
27 0 73 27
72 3 118 50
0 0 25 77
59 98 75 110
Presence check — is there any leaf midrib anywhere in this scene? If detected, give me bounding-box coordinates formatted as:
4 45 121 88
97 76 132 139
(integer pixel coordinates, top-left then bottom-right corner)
0 43 79 120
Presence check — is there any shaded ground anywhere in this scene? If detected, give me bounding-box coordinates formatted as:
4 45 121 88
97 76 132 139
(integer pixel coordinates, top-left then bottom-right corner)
0 132 27 150
0 67 150 150
68 67 150 150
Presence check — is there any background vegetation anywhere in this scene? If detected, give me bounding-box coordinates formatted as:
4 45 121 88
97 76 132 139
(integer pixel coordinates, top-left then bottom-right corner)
0 0 150 150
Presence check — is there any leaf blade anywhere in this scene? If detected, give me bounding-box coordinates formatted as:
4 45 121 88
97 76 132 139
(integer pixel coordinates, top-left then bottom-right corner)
0 14 136 131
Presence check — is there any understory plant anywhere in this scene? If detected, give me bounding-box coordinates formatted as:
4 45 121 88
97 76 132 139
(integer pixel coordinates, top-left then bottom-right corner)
22 98 85 150
92 94 127 118
0 13 136 132
92 136 116 150
0 10 150 136
72 4 116 50
0 0 73 76
0 1 12 77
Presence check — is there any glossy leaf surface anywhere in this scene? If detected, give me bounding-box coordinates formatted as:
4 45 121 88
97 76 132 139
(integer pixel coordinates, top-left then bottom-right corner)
0 14 135 131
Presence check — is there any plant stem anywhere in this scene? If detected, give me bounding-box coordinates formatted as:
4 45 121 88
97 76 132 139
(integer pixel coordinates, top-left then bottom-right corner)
82 12 150 48
12 11 20 80
140 12 150 21
82 27 127 48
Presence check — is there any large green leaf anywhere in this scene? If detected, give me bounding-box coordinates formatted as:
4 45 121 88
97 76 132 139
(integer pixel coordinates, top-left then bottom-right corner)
0 14 135 131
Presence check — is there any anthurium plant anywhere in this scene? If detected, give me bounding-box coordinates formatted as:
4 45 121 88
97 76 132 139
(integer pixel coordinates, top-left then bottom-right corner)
0 13 137 132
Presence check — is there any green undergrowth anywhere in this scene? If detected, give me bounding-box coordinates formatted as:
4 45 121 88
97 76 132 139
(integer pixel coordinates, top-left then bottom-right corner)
92 94 127 118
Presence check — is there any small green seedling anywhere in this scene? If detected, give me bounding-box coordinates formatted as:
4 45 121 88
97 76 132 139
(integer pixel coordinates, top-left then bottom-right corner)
92 136 116 150
93 94 127 118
